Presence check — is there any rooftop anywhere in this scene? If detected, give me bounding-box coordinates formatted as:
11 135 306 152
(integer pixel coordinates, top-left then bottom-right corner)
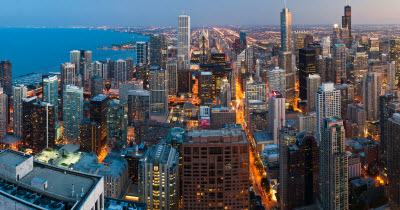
0 149 31 167
91 94 109 102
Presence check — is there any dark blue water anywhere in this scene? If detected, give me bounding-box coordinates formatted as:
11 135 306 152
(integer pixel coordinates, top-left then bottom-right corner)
0 28 149 77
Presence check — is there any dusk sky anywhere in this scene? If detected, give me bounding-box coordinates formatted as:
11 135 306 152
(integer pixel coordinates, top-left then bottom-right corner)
1 0 400 27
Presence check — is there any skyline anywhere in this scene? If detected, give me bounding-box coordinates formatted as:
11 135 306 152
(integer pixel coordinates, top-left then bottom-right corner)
1 0 400 27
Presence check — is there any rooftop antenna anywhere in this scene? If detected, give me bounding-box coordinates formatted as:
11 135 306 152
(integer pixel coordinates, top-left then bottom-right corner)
283 0 287 8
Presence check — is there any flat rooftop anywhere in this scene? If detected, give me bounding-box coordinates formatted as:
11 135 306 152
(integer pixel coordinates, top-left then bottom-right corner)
91 94 109 101
0 149 31 167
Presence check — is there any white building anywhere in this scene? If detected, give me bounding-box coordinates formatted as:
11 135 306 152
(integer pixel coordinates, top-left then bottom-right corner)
268 67 286 96
13 84 27 139
268 91 286 144
316 83 341 141
307 74 322 113
178 15 191 69
298 112 317 132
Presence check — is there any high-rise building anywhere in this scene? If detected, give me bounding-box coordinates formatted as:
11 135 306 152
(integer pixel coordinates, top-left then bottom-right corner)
386 113 400 209
90 94 110 153
114 59 127 85
23 101 56 154
278 51 296 104
210 106 236 129
334 83 354 119
126 57 134 81
316 56 327 82
298 112 317 132
119 81 143 104
199 29 209 64
167 62 178 96
342 5 352 46
199 71 213 103
149 67 168 120
318 117 349 210
42 75 58 120
0 60 12 95
390 38 400 88
218 77 231 107
347 103 367 137
380 93 399 153
182 128 250 209
362 72 381 121
316 83 341 141
91 74 104 99
137 41 149 66
63 85 83 143
128 90 150 123
13 84 27 138
239 31 247 52
322 37 331 58
139 143 179 210
299 48 316 100
281 8 293 52
150 34 165 67
333 44 347 83
332 24 340 44
307 74 322 113
70 50 80 64
178 15 191 69
280 132 319 209
349 52 368 83
268 67 286 95
293 31 307 53
245 81 268 102
0 86 7 142
388 61 396 90
60 62 76 86
268 91 285 144
79 119 102 155
107 99 127 150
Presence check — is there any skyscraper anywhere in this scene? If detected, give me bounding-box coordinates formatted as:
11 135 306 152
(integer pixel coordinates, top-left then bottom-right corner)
268 67 286 95
0 60 12 95
268 91 286 144
307 74 322 113
63 85 83 143
342 5 352 46
137 41 149 66
13 84 27 138
388 61 396 90
127 90 150 123
178 15 191 69
60 62 76 86
333 44 347 83
390 38 400 88
316 83 341 140
139 143 179 210
278 51 296 104
380 93 399 153
107 99 127 150
91 74 104 99
126 57 134 81
199 71 213 103
245 81 268 102
167 62 178 96
42 75 59 120
0 86 7 142
22 96 37 148
114 59 127 85
199 29 209 64
150 34 165 67
322 37 331 58
281 8 293 52
149 67 168 120
386 113 400 209
318 117 348 210
239 31 247 52
362 72 381 121
299 48 316 100
90 94 110 153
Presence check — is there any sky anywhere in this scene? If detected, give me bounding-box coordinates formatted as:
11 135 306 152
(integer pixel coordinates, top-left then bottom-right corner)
1 0 400 27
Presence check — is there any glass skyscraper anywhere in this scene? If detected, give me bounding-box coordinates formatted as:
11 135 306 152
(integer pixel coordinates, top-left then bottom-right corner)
63 85 83 143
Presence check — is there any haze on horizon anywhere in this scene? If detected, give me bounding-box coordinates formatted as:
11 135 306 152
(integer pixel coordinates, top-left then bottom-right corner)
1 0 400 27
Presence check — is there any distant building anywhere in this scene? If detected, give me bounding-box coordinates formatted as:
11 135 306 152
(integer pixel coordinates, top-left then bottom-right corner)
299 48 316 100
91 74 104 99
149 67 168 121
199 71 213 103
268 91 285 144
178 15 191 69
0 86 7 142
362 72 381 121
42 75 59 120
128 90 150 123
268 67 286 95
137 41 149 65
107 99 127 150
307 74 321 113
63 85 83 143
0 60 12 95
138 143 179 210
13 84 27 138
150 34 166 68
167 62 178 96
132 120 183 147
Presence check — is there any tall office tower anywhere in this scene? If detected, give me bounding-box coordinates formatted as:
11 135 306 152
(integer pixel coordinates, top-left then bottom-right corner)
304 34 314 47
199 29 209 64
60 62 76 86
126 57 134 81
107 99 127 150
245 81 268 102
255 59 260 78
322 37 331 58
379 93 399 153
268 67 286 95
333 44 347 83
316 56 327 82
167 62 178 96
246 46 255 72
386 113 400 209
150 34 164 67
199 71 213 103
137 41 149 65
24 101 56 154
13 84 27 138
334 83 354 119
92 61 103 77
178 15 191 69
0 60 12 95
298 112 317 132
119 81 143 103
307 74 322 113
325 56 335 82
280 132 319 209
316 83 341 141
42 75 58 120
332 24 341 44
218 77 231 107
114 59 127 85
90 94 110 153
349 52 368 83
70 50 80 64
210 106 236 129
342 5 352 45
182 128 250 209
347 103 367 137
293 31 307 52
390 38 400 88
79 119 102 156
0 86 7 142
268 91 285 144
149 67 168 120
90 75 104 99
299 48 316 100
362 72 381 121
128 90 150 123
281 8 293 52
63 85 83 143
138 143 179 210
389 61 396 90
318 117 348 210
278 51 296 104
368 37 379 52
239 31 247 52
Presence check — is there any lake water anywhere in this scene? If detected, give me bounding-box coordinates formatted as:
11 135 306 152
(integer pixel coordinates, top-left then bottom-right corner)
0 28 149 77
